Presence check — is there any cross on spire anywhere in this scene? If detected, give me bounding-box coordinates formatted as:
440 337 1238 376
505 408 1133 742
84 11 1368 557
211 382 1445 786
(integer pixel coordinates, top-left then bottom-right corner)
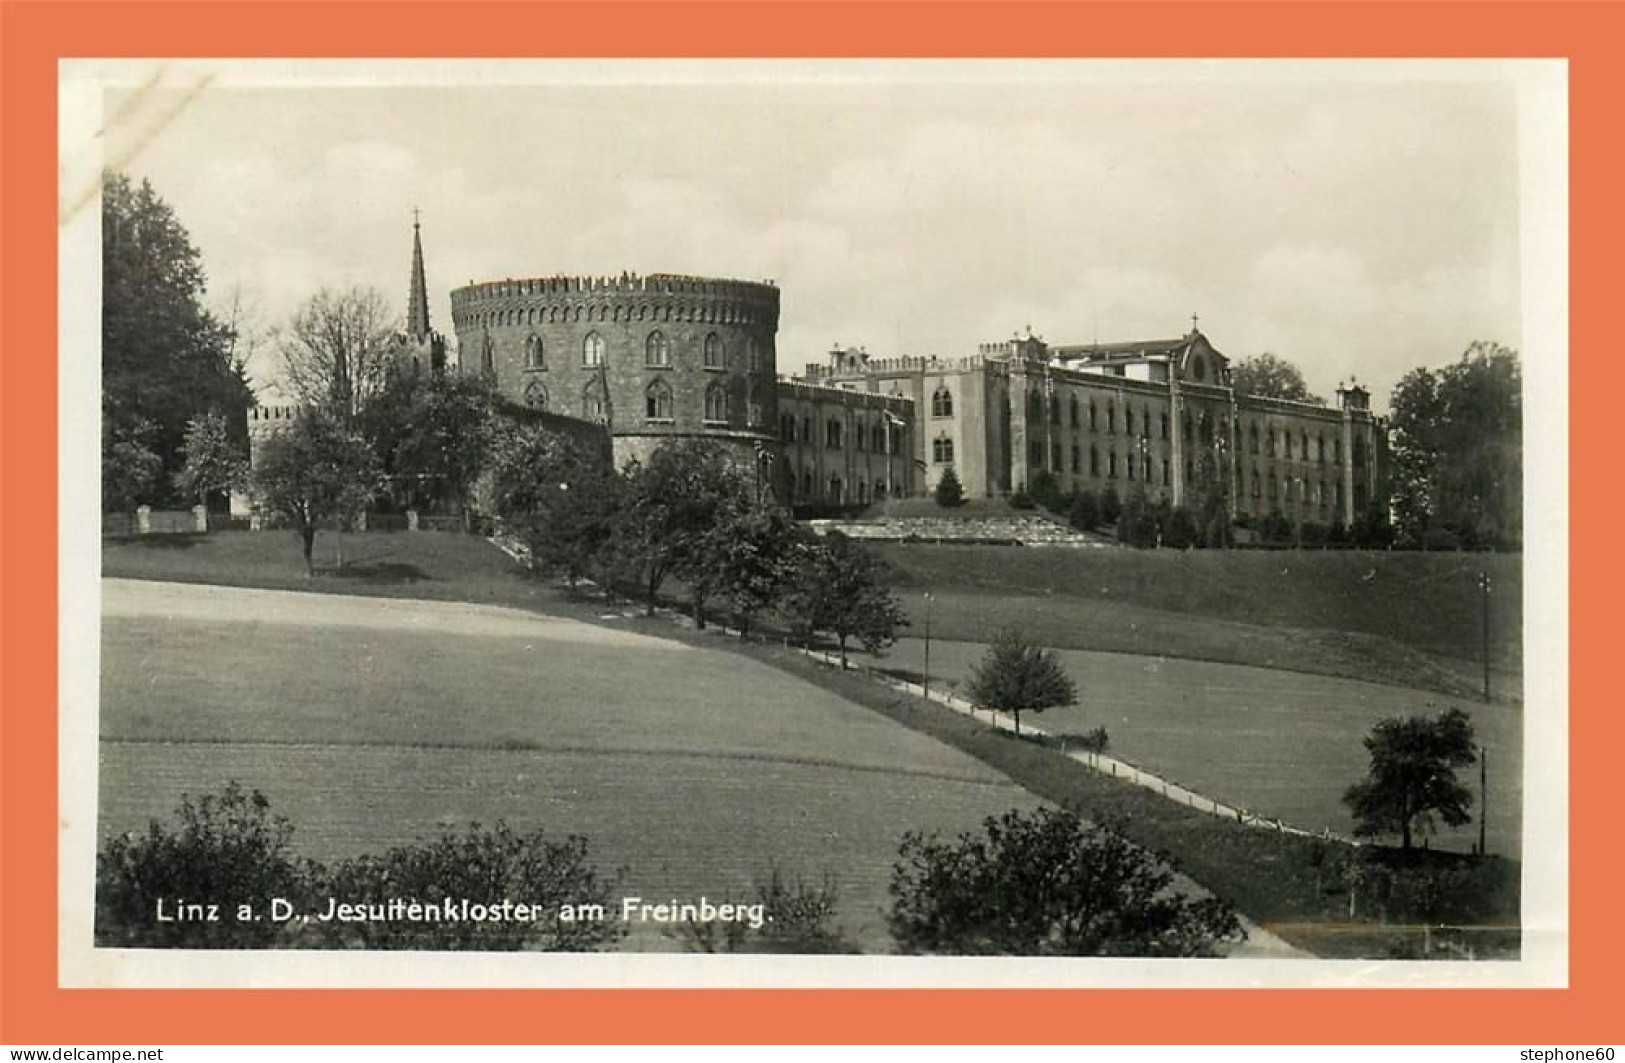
1191 313 1200 333
412 205 421 227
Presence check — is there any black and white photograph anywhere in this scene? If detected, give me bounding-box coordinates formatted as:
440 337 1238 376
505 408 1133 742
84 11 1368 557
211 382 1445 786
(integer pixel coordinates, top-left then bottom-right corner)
60 58 1566 987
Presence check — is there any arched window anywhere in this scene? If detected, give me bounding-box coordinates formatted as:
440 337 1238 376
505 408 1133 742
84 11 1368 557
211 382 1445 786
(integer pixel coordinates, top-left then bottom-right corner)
746 336 761 371
1284 432 1293 459
1317 434 1326 463
803 470 813 498
1335 439 1343 463
703 382 728 423
582 381 606 424
1269 471 1279 500
645 379 674 421
523 380 548 410
1162 459 1171 486
1160 413 1169 440
1301 431 1309 460
1089 401 1098 431
1250 423 1260 454
524 334 544 370
1089 445 1100 477
802 416 812 441
1125 408 1135 435
1050 398 1061 425
1107 405 1117 434
1071 444 1080 472
1052 441 1063 469
781 413 796 441
1029 392 1043 421
583 332 605 367
645 331 671 367
933 436 955 464
826 418 843 449
1183 412 1193 442
1252 466 1262 498
1108 451 1118 479
703 333 724 369
1126 453 1136 481
932 386 954 417
829 476 843 502
1070 395 1080 428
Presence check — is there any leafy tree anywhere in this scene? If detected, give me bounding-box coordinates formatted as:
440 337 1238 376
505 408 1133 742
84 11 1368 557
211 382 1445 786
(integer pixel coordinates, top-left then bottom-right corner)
784 531 909 667
704 500 807 636
1343 707 1477 851
933 467 965 508
617 439 751 617
1388 342 1521 550
1230 352 1323 404
487 419 621 588
96 782 310 948
279 285 400 421
1115 491 1159 548
174 410 249 512
362 371 498 515
1161 505 1199 550
251 407 384 574
964 628 1078 734
102 171 251 498
888 807 1245 956
101 411 164 514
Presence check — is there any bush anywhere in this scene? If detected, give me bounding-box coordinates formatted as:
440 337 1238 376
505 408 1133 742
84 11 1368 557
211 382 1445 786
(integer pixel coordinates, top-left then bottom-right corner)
1162 506 1199 549
96 782 312 948
310 821 624 951
1098 486 1123 526
1067 490 1099 531
1028 470 1064 512
1422 525 1463 552
1009 488 1035 510
888 807 1245 956
933 467 965 508
671 866 856 955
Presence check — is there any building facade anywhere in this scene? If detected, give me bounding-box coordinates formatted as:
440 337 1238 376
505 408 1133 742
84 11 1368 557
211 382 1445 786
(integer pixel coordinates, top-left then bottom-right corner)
800 327 1388 527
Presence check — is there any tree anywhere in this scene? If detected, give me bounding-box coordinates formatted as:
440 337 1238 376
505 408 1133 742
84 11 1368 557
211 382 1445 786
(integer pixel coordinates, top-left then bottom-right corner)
101 411 163 514
933 467 965 508
279 285 400 421
1343 707 1477 851
1098 485 1123 526
783 531 909 667
964 628 1078 734
888 807 1245 956
487 419 621 588
1027 469 1064 511
703 500 806 636
251 407 384 574
361 370 498 515
174 410 249 512
102 171 251 498
617 439 751 617
1230 352 1323 404
1388 342 1521 550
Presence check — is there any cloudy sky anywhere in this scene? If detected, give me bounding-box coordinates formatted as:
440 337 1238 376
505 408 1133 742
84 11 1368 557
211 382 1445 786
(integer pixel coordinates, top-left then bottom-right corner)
88 60 1539 407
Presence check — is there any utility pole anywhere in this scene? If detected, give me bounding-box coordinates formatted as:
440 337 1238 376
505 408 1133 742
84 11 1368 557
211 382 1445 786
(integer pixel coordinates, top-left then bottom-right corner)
1479 744 1488 857
1479 571 1493 703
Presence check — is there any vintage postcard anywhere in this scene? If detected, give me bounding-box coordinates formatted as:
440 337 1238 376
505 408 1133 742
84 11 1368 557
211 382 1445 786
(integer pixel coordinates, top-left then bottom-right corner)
58 57 1567 989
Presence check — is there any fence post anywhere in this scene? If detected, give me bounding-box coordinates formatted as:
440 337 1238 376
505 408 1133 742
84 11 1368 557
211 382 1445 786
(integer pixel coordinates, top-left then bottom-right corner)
407 509 419 532
192 504 208 532
136 505 152 534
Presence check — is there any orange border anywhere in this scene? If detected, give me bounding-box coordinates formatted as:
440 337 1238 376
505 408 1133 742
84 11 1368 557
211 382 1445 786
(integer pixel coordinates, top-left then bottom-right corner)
2 0 1616 1045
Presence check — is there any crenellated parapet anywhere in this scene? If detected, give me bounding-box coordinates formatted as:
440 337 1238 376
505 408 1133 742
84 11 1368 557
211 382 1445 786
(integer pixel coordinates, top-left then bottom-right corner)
450 273 780 332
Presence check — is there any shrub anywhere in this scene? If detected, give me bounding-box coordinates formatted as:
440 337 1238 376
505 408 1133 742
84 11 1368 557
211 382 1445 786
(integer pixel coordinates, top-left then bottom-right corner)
1162 506 1199 549
933 467 965 508
1098 486 1123 525
672 867 856 954
1009 488 1035 510
888 807 1245 956
96 782 312 948
1028 470 1064 512
1067 490 1099 531
310 822 624 951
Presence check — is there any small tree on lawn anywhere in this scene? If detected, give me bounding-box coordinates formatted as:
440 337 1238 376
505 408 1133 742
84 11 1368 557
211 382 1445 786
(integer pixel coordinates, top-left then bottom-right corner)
102 411 163 515
1067 489 1099 532
487 419 620 588
705 500 806 636
888 807 1245 956
784 531 908 667
174 410 249 516
252 407 383 575
964 628 1077 735
618 439 750 619
933 467 965 508
1343 707 1477 851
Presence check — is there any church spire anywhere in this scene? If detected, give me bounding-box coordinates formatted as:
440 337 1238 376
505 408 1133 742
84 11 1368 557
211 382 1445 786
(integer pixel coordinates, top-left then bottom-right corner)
407 208 431 342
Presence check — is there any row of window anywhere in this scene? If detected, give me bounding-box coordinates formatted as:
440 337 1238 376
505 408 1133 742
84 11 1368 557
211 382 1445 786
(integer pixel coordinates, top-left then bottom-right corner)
521 378 762 426
514 331 768 372
926 385 1354 468
780 413 899 453
783 471 898 505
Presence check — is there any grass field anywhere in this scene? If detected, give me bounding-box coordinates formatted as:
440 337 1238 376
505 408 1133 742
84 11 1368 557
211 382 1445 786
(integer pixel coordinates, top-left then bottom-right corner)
99 579 1045 952
872 544 1523 701
864 637 1522 857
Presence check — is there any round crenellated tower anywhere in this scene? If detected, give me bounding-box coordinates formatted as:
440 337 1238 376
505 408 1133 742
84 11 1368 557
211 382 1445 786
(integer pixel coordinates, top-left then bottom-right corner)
450 273 781 467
